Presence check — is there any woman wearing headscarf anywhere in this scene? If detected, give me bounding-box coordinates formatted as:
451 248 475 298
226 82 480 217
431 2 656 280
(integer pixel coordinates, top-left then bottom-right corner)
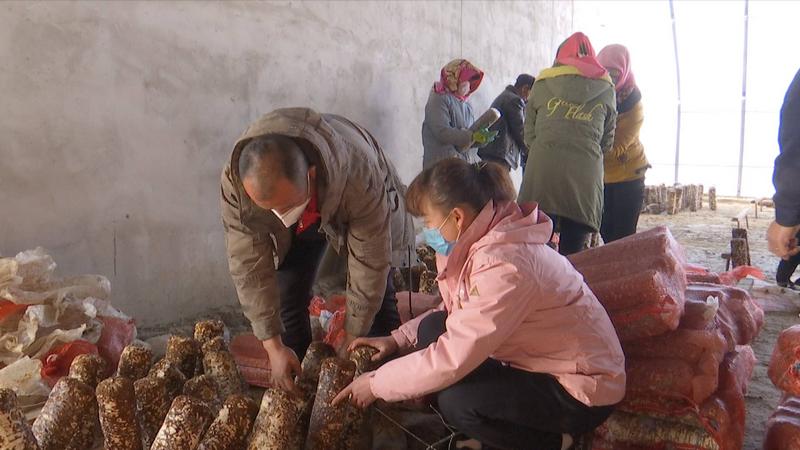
422 59 496 169
597 44 650 243
518 32 617 255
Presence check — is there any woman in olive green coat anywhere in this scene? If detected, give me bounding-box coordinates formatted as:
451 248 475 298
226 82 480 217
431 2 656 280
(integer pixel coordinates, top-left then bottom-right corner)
519 32 617 255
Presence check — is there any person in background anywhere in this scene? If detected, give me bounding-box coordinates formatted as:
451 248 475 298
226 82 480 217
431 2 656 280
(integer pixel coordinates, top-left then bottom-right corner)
768 68 800 288
597 44 650 243
334 159 625 450
777 240 800 290
422 59 497 169
518 32 617 255
478 74 535 172
220 108 414 394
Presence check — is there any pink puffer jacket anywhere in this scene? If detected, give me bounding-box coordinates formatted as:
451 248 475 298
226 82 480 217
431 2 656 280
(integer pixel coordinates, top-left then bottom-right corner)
370 200 626 407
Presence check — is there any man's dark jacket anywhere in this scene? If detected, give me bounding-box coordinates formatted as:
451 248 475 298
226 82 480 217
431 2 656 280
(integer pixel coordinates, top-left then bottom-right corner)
478 85 529 169
775 68 800 226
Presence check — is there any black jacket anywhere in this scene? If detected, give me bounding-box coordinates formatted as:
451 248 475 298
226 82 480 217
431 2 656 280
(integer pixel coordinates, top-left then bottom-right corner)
774 68 800 226
478 85 529 169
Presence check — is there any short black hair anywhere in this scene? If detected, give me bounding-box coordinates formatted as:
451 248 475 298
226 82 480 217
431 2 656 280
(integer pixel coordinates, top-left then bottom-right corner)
514 74 535 88
238 135 309 198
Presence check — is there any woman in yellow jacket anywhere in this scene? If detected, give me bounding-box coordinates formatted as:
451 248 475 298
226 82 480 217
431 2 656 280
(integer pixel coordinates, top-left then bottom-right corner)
597 44 650 243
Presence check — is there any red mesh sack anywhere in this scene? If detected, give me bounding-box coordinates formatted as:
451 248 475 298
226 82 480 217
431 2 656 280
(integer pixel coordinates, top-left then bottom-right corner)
586 268 686 342
720 345 756 396
684 263 710 275
40 339 98 386
571 227 688 342
625 359 698 401
326 294 346 311
308 295 328 341
764 395 800 450
718 265 765 286
687 272 723 284
623 329 728 365
686 283 764 348
685 263 714 275
230 333 270 388
575 251 684 288
623 329 728 405
308 296 326 317
0 300 28 325
600 347 754 450
701 346 755 450
306 294 348 351
683 263 722 284
588 268 683 313
718 285 764 343
769 325 800 395
572 230 687 302
323 309 347 350
570 226 686 268
679 294 719 331
96 315 136 375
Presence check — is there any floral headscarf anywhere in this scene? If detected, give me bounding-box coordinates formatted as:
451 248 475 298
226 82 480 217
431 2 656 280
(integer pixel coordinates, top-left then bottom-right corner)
433 59 484 101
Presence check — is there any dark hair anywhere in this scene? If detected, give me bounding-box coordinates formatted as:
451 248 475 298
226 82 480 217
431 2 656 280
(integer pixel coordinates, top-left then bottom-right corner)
238 135 309 197
514 74 535 88
406 158 517 217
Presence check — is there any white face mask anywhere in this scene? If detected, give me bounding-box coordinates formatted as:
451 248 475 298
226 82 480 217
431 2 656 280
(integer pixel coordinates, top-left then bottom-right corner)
273 197 311 228
457 81 471 97
272 173 311 228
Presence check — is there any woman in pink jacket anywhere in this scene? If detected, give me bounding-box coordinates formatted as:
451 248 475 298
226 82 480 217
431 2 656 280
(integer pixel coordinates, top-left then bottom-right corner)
334 159 626 450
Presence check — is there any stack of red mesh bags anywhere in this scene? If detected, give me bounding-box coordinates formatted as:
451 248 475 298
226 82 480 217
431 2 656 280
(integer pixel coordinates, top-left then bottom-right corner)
765 325 800 448
567 227 764 450
569 226 688 341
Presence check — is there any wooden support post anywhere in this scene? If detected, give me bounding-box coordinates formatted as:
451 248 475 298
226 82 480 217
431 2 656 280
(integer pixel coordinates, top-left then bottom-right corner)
667 188 677 215
681 185 689 210
649 185 659 206
688 185 698 212
645 185 661 213
698 185 704 210
675 186 684 213
709 187 717 211
732 228 751 265
658 184 667 207
721 253 732 271
731 238 749 268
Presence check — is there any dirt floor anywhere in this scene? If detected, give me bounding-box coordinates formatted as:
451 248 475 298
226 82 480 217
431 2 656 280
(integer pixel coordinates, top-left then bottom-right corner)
638 197 795 450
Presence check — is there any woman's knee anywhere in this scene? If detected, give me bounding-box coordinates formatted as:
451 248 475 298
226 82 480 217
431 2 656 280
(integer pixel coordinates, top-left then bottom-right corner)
437 384 479 429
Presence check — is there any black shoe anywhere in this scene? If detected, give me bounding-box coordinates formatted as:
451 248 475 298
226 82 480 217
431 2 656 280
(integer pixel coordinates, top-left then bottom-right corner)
778 280 800 291
568 432 592 450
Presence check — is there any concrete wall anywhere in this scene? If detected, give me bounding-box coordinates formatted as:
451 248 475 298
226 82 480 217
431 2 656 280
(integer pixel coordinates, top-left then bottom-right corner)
0 1 574 327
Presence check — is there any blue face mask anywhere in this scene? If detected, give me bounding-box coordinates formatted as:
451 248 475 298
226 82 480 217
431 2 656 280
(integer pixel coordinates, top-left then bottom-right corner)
423 227 454 256
423 211 458 256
